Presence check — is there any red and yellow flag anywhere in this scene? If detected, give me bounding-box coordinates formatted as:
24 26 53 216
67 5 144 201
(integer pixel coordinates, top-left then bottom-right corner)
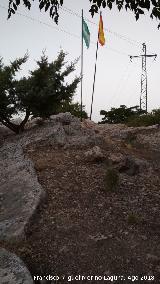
98 14 105 46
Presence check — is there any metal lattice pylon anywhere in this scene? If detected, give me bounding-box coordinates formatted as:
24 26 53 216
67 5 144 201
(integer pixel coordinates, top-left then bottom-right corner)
130 43 157 113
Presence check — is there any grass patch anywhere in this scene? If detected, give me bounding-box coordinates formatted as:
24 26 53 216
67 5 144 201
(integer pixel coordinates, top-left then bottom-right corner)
104 168 119 192
127 213 139 225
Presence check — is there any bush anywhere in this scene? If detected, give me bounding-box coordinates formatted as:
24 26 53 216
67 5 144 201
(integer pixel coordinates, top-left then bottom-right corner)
127 109 160 127
99 105 143 124
127 114 155 127
104 168 119 192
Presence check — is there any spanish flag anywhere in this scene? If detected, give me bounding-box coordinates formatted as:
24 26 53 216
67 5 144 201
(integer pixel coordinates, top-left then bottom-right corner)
98 14 105 46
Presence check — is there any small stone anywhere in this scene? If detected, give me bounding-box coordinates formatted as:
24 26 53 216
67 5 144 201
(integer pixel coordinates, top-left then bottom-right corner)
155 266 160 273
89 234 108 241
108 234 113 238
141 235 147 241
146 254 160 262
59 245 69 253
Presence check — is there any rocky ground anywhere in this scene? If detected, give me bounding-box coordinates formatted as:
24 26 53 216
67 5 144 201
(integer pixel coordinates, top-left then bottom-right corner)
0 115 160 283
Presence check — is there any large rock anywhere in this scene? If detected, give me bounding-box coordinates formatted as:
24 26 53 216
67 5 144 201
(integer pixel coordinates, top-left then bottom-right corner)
19 123 67 148
109 154 148 176
118 156 140 176
50 112 73 125
0 142 45 242
0 248 34 284
21 114 102 149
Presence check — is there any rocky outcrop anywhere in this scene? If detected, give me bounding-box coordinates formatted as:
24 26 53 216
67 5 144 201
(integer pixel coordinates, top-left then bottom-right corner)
21 113 103 149
50 112 73 125
0 113 103 242
0 248 34 284
0 142 45 242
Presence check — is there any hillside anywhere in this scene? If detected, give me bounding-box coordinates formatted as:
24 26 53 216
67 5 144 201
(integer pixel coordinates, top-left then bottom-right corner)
0 113 160 283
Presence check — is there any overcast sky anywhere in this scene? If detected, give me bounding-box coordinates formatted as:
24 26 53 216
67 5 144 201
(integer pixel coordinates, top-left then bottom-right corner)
0 0 159 122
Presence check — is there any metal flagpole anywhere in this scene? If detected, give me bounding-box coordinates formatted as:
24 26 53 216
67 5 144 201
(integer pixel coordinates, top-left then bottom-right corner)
90 14 100 120
80 9 84 122
90 39 99 120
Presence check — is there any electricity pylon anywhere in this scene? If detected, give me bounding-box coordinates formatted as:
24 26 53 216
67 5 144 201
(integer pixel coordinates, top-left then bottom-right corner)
130 43 157 113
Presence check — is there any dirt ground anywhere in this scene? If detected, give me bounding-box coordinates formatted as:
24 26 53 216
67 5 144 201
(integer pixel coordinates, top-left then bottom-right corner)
1 127 160 284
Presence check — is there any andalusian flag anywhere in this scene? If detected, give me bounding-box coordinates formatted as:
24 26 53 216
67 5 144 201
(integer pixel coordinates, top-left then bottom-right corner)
82 19 90 48
98 14 105 46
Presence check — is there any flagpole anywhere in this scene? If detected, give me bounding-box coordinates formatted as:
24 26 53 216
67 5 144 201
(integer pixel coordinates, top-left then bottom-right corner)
90 29 99 120
80 9 84 122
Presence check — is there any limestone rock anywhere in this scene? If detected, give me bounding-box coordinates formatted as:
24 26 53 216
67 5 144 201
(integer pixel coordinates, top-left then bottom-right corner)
109 153 124 165
0 248 34 284
50 112 72 125
117 156 140 176
84 146 105 162
81 119 96 129
109 153 148 176
0 143 45 242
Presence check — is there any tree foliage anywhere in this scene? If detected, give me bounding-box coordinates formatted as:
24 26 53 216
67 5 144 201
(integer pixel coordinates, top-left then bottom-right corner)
99 105 144 124
8 0 160 28
58 101 88 119
0 50 80 133
127 108 160 126
0 54 28 133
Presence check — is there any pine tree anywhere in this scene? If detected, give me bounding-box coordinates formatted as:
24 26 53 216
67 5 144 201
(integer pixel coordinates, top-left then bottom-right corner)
0 50 80 133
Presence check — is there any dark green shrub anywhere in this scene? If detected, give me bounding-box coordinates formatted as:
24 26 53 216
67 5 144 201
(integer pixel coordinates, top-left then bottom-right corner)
127 111 160 127
127 213 139 225
99 105 143 124
104 168 119 192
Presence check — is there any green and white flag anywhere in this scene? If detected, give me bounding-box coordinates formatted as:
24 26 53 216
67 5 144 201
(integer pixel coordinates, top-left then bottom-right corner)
83 19 90 49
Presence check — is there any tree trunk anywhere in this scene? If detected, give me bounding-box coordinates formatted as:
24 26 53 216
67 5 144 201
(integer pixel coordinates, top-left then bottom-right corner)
0 110 30 134
18 110 30 133
0 117 19 134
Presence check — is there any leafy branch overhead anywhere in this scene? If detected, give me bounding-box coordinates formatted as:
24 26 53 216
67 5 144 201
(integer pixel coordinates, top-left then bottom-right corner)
8 0 64 24
8 0 160 28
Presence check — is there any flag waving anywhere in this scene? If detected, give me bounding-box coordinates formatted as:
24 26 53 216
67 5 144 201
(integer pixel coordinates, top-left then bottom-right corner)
83 19 90 49
98 14 105 46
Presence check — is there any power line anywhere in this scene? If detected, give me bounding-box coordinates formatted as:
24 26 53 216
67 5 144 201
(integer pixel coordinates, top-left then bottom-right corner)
0 4 129 57
0 5 80 40
60 5 141 47
108 61 134 106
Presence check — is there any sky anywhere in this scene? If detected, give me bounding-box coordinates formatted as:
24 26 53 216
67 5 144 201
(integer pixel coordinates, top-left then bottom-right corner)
0 0 159 122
